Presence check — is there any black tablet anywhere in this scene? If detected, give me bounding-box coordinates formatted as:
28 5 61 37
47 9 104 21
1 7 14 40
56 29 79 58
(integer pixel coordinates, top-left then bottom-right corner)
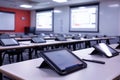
40 49 87 75
92 43 119 58
72 36 80 40
55 36 66 41
0 38 19 46
31 37 46 43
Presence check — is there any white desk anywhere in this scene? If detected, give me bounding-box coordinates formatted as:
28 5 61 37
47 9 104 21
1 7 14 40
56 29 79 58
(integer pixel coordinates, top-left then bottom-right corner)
0 37 114 66
0 44 120 80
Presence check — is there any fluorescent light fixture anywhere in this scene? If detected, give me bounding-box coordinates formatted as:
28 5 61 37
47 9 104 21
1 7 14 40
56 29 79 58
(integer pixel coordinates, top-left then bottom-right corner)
39 2 50 5
79 7 86 9
20 4 32 8
53 0 67 3
54 10 62 13
108 4 119 8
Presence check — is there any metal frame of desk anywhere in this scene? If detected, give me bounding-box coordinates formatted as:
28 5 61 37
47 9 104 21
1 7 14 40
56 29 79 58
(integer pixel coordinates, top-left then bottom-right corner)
0 37 116 66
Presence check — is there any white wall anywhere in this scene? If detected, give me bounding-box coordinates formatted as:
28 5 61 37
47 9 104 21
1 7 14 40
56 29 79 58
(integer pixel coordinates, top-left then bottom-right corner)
54 6 69 33
31 0 120 36
30 10 36 27
99 0 120 36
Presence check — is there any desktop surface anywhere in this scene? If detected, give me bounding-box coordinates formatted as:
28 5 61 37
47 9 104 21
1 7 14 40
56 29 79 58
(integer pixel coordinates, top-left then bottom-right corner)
0 46 120 80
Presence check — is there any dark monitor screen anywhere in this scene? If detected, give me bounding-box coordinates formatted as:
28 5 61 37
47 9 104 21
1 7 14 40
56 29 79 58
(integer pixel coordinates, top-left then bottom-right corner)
29 27 35 33
40 49 87 75
31 37 46 43
45 50 82 70
0 38 19 46
55 36 66 41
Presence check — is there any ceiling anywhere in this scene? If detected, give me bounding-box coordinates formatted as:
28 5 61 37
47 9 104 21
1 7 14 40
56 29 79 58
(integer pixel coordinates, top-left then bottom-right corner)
0 0 99 10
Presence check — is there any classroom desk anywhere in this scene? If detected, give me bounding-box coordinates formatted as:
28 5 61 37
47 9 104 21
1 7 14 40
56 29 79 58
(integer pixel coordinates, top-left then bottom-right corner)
0 37 116 66
0 44 120 80
14 36 116 52
15 36 56 41
15 35 115 42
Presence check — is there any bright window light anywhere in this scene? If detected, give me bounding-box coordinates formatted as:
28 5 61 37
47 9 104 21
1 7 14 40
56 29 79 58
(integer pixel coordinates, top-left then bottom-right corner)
20 4 32 8
53 0 67 3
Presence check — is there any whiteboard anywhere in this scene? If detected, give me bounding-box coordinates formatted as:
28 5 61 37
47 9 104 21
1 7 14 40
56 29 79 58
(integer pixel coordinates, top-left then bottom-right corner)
70 4 99 32
36 10 53 31
0 11 15 31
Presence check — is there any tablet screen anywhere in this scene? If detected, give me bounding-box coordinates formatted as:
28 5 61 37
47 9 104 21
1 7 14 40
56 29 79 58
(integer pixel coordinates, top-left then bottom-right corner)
31 37 46 43
0 38 19 46
43 49 83 70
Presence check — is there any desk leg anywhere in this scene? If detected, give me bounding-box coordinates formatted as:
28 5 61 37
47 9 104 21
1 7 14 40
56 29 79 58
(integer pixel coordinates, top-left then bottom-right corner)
0 51 3 80
73 43 76 51
0 72 2 80
28 48 33 59
0 51 3 66
106 39 110 44
99 40 101 43
85 41 91 48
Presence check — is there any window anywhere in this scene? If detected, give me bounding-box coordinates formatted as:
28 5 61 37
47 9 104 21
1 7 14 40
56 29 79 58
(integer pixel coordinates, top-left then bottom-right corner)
36 9 53 31
70 3 99 32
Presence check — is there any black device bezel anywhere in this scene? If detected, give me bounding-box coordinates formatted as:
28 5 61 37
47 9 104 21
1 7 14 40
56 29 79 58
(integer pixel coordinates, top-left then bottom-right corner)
40 48 87 75
0 38 19 46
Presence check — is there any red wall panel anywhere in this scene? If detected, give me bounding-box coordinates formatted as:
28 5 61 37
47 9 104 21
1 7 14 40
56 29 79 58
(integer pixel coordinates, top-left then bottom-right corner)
0 7 31 32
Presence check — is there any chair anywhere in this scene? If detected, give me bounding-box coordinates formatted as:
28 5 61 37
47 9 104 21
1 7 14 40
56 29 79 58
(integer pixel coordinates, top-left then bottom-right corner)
103 35 110 44
83 35 91 48
31 37 46 58
97 35 110 44
0 34 10 39
0 34 24 63
2 48 24 63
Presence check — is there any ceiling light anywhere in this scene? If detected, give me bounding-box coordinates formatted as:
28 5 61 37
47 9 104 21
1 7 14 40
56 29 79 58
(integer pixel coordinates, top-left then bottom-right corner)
108 4 119 8
79 7 86 9
53 0 67 3
20 4 32 8
54 10 62 13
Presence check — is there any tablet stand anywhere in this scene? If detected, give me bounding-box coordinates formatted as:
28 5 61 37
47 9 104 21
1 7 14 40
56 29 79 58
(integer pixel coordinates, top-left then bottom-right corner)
90 49 104 56
90 50 104 56
39 49 87 75
116 45 120 49
91 45 119 58
39 61 51 69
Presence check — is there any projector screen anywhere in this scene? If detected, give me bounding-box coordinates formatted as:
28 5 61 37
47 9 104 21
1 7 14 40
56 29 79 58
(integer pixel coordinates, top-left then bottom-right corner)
36 10 53 31
70 4 99 32
0 11 15 31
